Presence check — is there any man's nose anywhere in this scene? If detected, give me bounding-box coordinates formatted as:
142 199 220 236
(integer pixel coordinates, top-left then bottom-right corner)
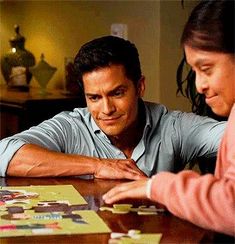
195 74 208 94
102 98 115 114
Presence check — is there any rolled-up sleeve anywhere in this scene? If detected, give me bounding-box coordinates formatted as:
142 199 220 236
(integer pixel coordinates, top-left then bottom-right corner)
0 138 26 176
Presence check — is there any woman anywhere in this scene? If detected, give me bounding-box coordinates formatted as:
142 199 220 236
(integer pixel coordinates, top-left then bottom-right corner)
103 0 235 236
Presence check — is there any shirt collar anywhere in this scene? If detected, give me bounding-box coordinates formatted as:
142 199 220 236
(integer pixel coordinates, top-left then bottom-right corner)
90 116 102 133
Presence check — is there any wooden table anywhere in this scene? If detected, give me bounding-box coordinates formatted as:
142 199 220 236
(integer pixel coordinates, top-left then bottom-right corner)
0 176 229 244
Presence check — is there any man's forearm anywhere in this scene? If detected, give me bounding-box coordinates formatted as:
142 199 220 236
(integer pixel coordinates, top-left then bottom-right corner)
6 144 146 180
7 144 97 177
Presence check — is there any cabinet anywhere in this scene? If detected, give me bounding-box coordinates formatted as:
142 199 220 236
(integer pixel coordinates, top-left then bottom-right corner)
0 85 86 139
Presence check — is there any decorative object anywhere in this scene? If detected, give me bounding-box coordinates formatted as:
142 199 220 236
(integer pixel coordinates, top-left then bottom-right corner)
64 57 74 93
63 57 81 95
0 25 35 91
29 53 57 95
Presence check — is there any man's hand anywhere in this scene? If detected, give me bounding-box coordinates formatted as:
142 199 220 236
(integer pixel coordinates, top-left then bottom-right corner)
94 158 147 180
102 179 148 204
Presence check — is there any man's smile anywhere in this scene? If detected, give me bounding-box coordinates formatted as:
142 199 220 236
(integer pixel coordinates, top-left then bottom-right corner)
99 116 122 124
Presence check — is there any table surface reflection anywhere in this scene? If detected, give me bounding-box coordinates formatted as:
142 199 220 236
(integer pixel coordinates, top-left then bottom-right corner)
0 176 224 243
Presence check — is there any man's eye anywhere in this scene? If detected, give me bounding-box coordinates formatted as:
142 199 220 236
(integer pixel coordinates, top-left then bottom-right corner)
114 90 124 97
88 96 99 102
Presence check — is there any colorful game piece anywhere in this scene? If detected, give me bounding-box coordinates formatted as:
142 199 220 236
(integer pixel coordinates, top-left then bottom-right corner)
109 229 162 244
100 204 165 215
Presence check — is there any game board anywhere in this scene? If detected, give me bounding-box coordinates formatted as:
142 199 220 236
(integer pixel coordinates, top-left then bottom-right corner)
0 185 111 237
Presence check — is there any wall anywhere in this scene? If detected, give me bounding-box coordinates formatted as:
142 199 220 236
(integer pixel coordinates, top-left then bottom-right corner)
159 0 197 111
0 0 197 111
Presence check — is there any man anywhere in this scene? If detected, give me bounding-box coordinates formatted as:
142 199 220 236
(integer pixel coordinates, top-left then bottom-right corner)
0 36 225 178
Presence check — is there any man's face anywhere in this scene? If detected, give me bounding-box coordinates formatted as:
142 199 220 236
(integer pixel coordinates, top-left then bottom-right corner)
83 64 145 137
185 45 235 117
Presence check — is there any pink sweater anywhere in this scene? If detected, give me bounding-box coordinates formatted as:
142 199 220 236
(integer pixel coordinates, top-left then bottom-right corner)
150 104 235 236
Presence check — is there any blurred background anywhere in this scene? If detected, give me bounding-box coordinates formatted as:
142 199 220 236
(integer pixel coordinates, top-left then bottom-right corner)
0 0 198 111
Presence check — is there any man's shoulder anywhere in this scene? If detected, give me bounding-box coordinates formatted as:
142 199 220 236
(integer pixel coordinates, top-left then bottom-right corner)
143 101 184 120
54 107 90 119
143 101 178 129
143 101 223 127
68 107 89 117
143 101 167 115
50 107 91 127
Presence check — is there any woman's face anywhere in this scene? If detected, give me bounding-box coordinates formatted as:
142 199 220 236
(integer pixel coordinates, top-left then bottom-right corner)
185 45 235 117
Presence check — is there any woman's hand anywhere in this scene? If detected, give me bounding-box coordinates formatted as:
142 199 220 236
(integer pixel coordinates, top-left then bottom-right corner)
102 179 149 204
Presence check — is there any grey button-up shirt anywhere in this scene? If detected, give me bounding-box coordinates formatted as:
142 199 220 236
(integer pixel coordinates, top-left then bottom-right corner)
0 101 226 177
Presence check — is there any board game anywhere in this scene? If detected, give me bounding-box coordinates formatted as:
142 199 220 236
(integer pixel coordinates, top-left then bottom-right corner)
0 185 111 237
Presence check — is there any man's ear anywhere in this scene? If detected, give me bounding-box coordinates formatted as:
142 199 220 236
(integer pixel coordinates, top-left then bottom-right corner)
137 76 145 97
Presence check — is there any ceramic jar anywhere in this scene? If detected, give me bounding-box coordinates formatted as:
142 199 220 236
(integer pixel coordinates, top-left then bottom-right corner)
1 25 35 89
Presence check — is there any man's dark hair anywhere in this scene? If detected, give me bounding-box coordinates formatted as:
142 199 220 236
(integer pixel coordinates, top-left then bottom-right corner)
74 36 142 88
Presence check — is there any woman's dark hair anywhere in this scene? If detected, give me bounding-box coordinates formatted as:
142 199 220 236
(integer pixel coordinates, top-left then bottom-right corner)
74 36 142 89
181 0 234 53
177 0 234 118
